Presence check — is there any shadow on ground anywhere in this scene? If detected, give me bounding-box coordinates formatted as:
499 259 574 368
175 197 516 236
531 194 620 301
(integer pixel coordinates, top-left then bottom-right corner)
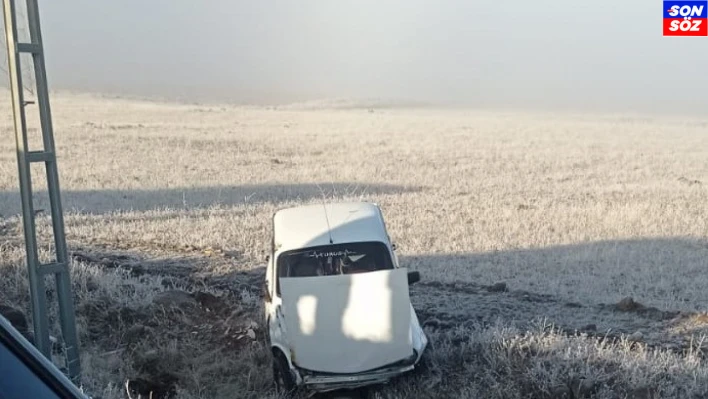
0 182 423 216
400 237 708 312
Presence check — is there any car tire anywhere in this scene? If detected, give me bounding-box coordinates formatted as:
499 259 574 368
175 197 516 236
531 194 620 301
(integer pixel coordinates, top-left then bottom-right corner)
272 351 298 397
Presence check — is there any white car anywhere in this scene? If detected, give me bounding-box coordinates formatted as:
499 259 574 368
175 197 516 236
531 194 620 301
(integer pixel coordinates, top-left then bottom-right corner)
263 201 428 396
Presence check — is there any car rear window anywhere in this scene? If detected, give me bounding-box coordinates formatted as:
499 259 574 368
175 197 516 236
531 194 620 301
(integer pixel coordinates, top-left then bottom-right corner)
276 241 393 293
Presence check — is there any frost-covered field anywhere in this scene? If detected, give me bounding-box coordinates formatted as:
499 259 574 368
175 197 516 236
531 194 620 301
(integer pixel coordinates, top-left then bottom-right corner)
1 92 708 398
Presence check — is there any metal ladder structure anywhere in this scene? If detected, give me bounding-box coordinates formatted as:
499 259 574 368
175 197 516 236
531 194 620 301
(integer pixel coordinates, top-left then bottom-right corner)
2 0 81 381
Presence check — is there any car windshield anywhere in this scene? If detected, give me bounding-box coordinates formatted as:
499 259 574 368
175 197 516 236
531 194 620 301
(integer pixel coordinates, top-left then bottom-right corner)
277 241 393 281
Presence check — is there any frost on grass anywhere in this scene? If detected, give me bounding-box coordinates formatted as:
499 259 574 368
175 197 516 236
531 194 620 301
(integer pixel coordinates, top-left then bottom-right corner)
386 322 708 399
4 247 708 399
0 244 273 399
1 93 708 398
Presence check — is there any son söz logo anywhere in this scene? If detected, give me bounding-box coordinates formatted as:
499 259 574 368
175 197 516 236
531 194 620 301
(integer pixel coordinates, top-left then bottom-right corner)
664 1 708 36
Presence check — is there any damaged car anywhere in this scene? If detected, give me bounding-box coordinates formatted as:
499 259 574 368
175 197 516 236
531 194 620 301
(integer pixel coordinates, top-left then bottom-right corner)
263 202 428 396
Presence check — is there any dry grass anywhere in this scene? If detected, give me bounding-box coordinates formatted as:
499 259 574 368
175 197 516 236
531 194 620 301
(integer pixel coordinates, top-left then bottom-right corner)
1 91 708 398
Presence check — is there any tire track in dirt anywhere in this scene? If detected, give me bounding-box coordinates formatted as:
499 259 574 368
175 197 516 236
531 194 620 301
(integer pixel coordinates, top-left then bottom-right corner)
69 246 707 356
410 280 702 354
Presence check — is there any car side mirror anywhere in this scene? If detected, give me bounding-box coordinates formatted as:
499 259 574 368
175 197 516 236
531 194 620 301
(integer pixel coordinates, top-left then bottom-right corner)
263 281 272 302
407 271 420 285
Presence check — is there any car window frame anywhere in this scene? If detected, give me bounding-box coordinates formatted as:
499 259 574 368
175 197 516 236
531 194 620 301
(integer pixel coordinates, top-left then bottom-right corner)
0 316 87 399
274 240 395 296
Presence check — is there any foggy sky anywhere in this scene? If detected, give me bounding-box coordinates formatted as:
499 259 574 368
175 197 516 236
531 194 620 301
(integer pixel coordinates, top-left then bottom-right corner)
32 0 708 114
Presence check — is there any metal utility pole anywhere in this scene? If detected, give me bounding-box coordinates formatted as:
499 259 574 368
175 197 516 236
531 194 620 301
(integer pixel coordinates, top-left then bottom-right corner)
2 0 80 381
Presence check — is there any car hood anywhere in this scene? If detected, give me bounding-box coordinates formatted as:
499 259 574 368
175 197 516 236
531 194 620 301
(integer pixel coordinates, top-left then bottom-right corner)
279 268 414 374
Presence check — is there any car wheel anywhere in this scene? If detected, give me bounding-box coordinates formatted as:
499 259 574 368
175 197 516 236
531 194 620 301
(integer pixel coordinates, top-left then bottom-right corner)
272 351 298 396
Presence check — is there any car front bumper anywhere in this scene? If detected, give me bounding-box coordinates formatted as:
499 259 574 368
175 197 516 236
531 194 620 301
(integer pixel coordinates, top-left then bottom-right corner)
294 351 420 393
301 364 415 392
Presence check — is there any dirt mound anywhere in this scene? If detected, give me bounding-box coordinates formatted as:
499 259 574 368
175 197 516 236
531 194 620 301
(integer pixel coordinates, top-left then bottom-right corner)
74 279 264 398
602 296 680 321
616 296 643 311
126 349 182 398
153 290 198 310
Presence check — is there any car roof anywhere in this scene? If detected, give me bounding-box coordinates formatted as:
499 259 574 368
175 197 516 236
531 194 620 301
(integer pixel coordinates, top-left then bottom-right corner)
273 202 390 253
